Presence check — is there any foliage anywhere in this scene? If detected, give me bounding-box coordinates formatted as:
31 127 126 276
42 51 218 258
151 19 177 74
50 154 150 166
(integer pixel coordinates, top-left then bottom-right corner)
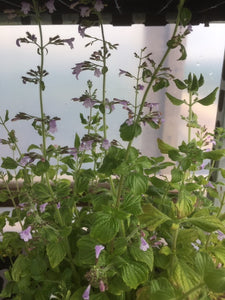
0 0 225 299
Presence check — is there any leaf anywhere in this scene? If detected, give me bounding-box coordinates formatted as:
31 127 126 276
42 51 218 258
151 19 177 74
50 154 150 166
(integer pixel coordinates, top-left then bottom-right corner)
1 157 18 169
178 44 187 61
180 7 192 26
74 133 80 148
129 244 154 270
157 138 177 154
197 87 219 106
139 204 171 230
174 79 187 90
204 268 225 293
203 149 225 160
153 78 169 92
46 240 67 268
91 212 120 243
166 92 184 105
171 168 183 183
126 173 148 194
120 122 142 141
188 215 224 232
32 160 50 176
121 193 143 215
12 255 30 281
32 182 52 201
76 235 97 265
190 74 199 91
121 261 149 289
212 247 225 265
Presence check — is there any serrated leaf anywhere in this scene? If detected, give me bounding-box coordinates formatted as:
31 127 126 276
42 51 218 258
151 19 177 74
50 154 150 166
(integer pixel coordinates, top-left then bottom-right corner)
212 247 225 265
171 168 183 183
129 245 154 270
33 160 50 176
120 122 142 141
198 74 204 87
153 78 169 92
76 235 96 265
126 173 148 194
121 193 142 215
32 182 52 201
174 79 187 90
91 212 120 243
204 268 225 293
188 215 224 232
121 261 149 289
197 87 218 106
166 92 184 105
1 157 18 169
46 241 67 268
74 133 80 148
203 149 225 160
12 255 30 281
139 204 170 230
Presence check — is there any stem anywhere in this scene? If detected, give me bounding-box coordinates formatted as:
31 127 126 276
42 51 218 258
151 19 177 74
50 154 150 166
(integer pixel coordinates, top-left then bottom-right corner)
188 92 193 143
176 282 205 300
115 0 185 207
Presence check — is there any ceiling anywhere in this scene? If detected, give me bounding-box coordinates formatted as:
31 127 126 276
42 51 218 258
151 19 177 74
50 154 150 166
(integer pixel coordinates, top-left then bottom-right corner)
0 0 225 26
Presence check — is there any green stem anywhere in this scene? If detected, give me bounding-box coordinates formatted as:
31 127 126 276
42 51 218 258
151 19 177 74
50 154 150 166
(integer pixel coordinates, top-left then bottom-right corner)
188 92 193 143
175 282 205 300
115 0 185 207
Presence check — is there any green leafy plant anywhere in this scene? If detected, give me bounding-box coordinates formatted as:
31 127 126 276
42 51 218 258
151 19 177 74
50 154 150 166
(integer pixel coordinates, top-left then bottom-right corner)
0 0 225 299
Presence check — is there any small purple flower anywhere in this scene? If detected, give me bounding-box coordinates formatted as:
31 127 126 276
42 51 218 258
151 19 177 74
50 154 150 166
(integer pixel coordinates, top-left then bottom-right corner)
79 140 93 151
94 68 101 77
95 245 105 259
45 0 56 14
126 118 134 126
20 226 32 242
78 25 86 38
68 147 78 159
72 62 84 79
49 119 57 134
83 98 96 108
80 6 90 17
99 280 106 292
57 202 61 209
21 2 31 15
191 242 199 251
119 69 128 76
217 230 225 241
137 84 144 90
140 237 149 251
94 0 104 12
82 284 91 300
196 239 201 245
102 139 110 150
205 181 214 188
187 24 193 33
40 203 48 213
20 155 31 166
62 38 75 49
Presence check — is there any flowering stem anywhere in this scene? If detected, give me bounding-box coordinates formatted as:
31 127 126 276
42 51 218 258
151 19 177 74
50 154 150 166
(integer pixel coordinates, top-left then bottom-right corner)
116 0 185 207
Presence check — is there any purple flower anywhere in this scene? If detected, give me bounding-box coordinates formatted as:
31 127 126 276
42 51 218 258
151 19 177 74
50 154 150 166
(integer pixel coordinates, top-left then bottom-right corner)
94 68 101 77
102 139 110 150
126 118 134 126
119 69 128 76
187 24 193 33
40 203 48 213
205 181 214 188
196 239 201 245
137 84 144 90
80 6 90 17
62 38 75 49
20 155 31 166
217 230 225 241
21 2 31 15
45 0 56 14
72 62 84 79
78 25 86 38
140 237 149 251
99 280 106 292
68 147 78 159
49 119 57 134
79 140 93 151
83 98 96 108
57 202 61 209
191 242 199 251
95 245 105 259
82 284 91 300
94 0 104 12
20 226 32 242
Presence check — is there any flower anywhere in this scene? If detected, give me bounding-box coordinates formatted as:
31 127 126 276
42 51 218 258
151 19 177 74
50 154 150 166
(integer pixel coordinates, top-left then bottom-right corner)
99 280 106 292
140 237 149 251
72 62 84 79
82 284 91 300
94 68 101 77
21 2 31 15
79 140 93 151
20 226 32 242
95 245 105 259
205 181 214 188
83 98 96 108
126 118 134 126
137 84 144 90
20 155 31 166
191 242 199 251
217 230 225 241
45 0 56 14
49 119 57 134
94 0 104 12
80 6 90 17
78 25 86 38
102 139 110 150
68 147 78 159
62 38 75 49
57 202 61 209
40 203 48 213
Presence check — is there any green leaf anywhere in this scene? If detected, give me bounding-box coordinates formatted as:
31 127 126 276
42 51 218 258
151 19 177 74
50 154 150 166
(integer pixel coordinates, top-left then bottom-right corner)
121 193 143 215
129 244 154 270
197 87 219 106
1 157 18 169
121 261 149 289
171 168 183 183
188 215 224 232
190 74 199 92
198 74 204 87
203 149 225 160
80 113 87 124
174 79 187 90
153 78 169 92
157 138 177 154
180 7 192 26
76 235 97 265
4 110 9 123
12 255 30 281
46 240 67 268
176 191 196 218
204 268 225 293
32 182 52 201
139 204 170 230
178 44 187 61
126 173 148 194
120 122 142 141
91 212 120 243
211 247 225 265
74 133 80 148
60 156 75 170
32 160 50 176
166 92 184 105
